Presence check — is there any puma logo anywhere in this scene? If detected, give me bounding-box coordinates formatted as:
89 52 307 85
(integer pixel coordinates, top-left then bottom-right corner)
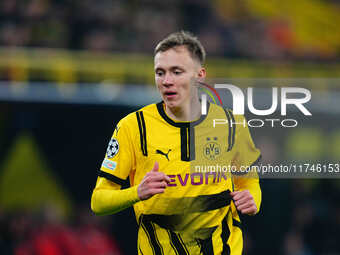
156 149 171 161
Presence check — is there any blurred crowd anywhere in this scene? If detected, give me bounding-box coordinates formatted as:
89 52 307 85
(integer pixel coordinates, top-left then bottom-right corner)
243 178 340 255
1 181 340 255
1 0 340 60
252 135 340 255
282 179 340 255
0 206 124 255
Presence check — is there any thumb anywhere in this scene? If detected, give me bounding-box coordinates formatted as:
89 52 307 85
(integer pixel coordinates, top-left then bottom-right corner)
151 161 159 172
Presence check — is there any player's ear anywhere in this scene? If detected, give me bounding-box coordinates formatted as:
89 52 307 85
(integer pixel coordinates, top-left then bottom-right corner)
197 67 206 82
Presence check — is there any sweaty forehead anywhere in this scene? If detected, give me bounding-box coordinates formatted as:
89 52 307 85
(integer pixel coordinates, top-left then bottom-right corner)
154 46 198 69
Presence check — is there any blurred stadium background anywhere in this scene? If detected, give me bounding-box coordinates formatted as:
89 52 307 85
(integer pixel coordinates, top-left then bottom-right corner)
1 0 340 254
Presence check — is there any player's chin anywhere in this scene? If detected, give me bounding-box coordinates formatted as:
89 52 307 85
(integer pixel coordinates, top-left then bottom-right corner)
163 98 180 108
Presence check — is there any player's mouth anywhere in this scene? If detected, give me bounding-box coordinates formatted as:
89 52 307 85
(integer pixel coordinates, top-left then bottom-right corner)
164 91 177 99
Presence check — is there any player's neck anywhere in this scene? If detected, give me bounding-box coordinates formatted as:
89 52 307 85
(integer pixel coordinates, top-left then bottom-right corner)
165 99 201 122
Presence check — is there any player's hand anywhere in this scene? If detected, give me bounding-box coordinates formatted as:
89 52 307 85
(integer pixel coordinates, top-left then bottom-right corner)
230 190 257 215
137 162 171 201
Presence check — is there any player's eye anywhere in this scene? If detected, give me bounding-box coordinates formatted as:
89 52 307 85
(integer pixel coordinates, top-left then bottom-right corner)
156 70 164 76
173 70 182 75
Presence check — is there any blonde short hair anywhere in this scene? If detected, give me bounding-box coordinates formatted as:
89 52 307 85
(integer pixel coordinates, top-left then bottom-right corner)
154 31 206 65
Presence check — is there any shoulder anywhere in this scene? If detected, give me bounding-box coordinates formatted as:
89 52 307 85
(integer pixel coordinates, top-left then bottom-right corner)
137 103 160 116
208 103 226 114
118 103 159 127
207 104 247 128
207 103 236 119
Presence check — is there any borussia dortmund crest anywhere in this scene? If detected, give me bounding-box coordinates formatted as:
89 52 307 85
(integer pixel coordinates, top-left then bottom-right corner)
203 137 221 160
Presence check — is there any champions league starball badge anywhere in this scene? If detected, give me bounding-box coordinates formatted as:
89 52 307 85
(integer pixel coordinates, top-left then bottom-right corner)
106 138 119 158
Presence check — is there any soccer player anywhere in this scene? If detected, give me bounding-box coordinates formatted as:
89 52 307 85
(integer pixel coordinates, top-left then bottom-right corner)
91 31 261 255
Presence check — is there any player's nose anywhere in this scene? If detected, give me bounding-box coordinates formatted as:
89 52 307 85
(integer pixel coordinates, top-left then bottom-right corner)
162 73 174 86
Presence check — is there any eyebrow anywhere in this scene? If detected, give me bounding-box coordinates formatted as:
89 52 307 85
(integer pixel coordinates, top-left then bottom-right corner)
154 65 184 71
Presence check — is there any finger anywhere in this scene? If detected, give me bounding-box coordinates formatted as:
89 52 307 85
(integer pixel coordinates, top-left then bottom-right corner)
241 206 257 215
230 191 239 197
151 161 159 172
231 191 243 201
149 188 166 195
149 181 167 189
164 175 171 183
149 173 171 183
233 190 251 201
237 201 254 211
234 196 252 206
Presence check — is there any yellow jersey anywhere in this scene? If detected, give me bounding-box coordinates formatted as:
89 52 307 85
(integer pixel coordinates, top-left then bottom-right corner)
98 102 261 255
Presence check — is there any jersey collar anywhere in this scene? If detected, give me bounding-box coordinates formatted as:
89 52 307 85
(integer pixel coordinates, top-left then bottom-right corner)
156 101 209 128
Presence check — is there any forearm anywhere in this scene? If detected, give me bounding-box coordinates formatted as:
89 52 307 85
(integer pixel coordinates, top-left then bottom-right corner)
234 177 262 213
245 180 261 212
91 178 140 215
